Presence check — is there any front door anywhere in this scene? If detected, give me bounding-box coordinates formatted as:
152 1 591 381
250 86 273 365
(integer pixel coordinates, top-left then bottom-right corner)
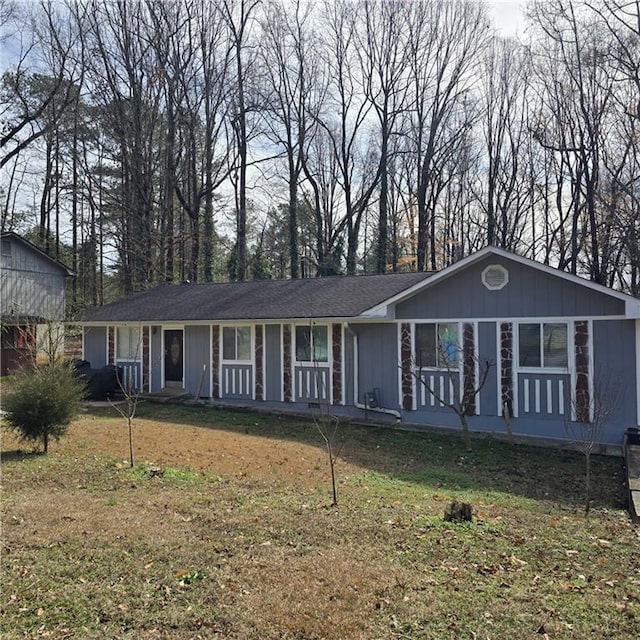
164 329 184 387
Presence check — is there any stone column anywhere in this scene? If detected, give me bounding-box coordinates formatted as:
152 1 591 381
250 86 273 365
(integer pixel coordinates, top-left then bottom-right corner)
108 326 115 365
500 322 513 417
283 324 292 403
255 324 264 401
332 323 342 405
401 323 413 411
574 321 590 422
211 325 220 399
463 323 476 414
142 326 150 392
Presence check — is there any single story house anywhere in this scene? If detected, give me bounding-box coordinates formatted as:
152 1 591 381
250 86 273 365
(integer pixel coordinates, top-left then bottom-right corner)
1 232 75 375
80 246 640 447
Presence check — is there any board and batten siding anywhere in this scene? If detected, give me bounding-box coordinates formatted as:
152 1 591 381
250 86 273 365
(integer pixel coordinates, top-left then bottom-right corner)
82 326 108 368
354 323 399 409
184 326 210 398
592 319 638 442
1 237 68 321
395 255 625 320
265 324 282 402
477 321 499 416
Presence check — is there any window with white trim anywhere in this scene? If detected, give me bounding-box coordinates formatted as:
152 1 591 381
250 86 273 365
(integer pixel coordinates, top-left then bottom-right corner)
295 325 328 363
415 322 459 369
222 326 251 361
116 326 141 360
518 322 568 368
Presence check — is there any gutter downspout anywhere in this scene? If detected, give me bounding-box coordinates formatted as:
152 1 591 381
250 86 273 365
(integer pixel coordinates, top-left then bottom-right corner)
345 323 401 421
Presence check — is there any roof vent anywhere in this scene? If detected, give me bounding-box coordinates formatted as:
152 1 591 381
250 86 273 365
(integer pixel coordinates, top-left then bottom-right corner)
482 264 509 290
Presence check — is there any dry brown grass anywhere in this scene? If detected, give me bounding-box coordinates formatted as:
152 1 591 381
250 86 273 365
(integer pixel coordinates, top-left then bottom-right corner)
1 403 639 639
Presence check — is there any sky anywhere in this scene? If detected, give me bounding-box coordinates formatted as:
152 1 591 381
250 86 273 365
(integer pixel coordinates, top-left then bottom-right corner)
487 0 528 36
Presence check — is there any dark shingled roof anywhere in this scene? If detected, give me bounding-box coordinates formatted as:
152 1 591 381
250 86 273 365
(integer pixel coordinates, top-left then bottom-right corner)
82 272 432 323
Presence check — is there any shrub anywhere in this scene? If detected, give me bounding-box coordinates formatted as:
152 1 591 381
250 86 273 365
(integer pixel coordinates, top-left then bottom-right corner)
2 363 85 452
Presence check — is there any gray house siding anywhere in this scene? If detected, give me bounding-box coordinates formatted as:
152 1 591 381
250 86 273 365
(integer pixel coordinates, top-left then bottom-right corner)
184 326 210 397
395 255 625 320
1 236 68 321
592 319 637 442
354 323 399 409
343 328 355 406
478 321 499 416
265 324 282 402
78 248 639 448
150 326 162 393
83 326 107 367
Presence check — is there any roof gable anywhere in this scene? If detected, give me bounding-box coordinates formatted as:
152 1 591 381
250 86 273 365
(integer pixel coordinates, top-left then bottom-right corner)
1 232 75 277
365 246 640 319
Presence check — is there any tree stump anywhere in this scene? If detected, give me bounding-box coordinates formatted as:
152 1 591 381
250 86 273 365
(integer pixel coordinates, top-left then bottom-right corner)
444 501 473 523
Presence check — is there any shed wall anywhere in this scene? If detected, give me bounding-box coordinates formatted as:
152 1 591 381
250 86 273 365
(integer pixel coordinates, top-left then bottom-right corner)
1 238 67 321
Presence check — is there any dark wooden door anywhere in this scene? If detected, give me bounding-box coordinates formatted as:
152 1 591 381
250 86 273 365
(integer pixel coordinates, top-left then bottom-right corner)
164 330 183 384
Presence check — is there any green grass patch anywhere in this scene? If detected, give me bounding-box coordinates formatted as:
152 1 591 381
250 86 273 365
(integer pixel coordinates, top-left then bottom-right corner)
1 404 637 639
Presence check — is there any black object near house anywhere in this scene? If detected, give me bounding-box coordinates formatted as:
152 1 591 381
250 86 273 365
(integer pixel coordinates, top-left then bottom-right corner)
72 360 121 400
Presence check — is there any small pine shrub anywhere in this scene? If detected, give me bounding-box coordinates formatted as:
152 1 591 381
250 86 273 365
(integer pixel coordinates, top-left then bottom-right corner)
2 363 86 452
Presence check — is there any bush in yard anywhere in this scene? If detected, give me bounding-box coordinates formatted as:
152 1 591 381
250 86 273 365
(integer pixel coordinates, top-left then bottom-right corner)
2 363 86 452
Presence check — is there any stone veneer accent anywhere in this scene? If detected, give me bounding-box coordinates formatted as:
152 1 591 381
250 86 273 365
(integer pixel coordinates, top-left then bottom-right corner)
211 325 220 399
142 326 150 392
283 324 292 402
500 322 513 416
108 326 115 365
255 324 264 401
401 323 413 411
332 323 342 405
462 323 476 415
574 320 590 423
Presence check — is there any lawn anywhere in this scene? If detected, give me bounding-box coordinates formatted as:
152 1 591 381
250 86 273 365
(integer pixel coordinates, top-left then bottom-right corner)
1 402 638 639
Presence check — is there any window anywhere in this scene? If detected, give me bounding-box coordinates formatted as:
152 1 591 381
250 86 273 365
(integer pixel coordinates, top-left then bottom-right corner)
481 264 509 290
518 323 568 368
117 326 141 360
223 326 251 361
1 239 11 256
415 322 458 368
295 325 328 363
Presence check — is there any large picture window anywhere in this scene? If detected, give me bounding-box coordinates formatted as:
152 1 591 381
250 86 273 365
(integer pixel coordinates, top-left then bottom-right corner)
415 322 458 369
223 326 251 361
295 325 328 363
518 323 568 368
117 326 141 360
